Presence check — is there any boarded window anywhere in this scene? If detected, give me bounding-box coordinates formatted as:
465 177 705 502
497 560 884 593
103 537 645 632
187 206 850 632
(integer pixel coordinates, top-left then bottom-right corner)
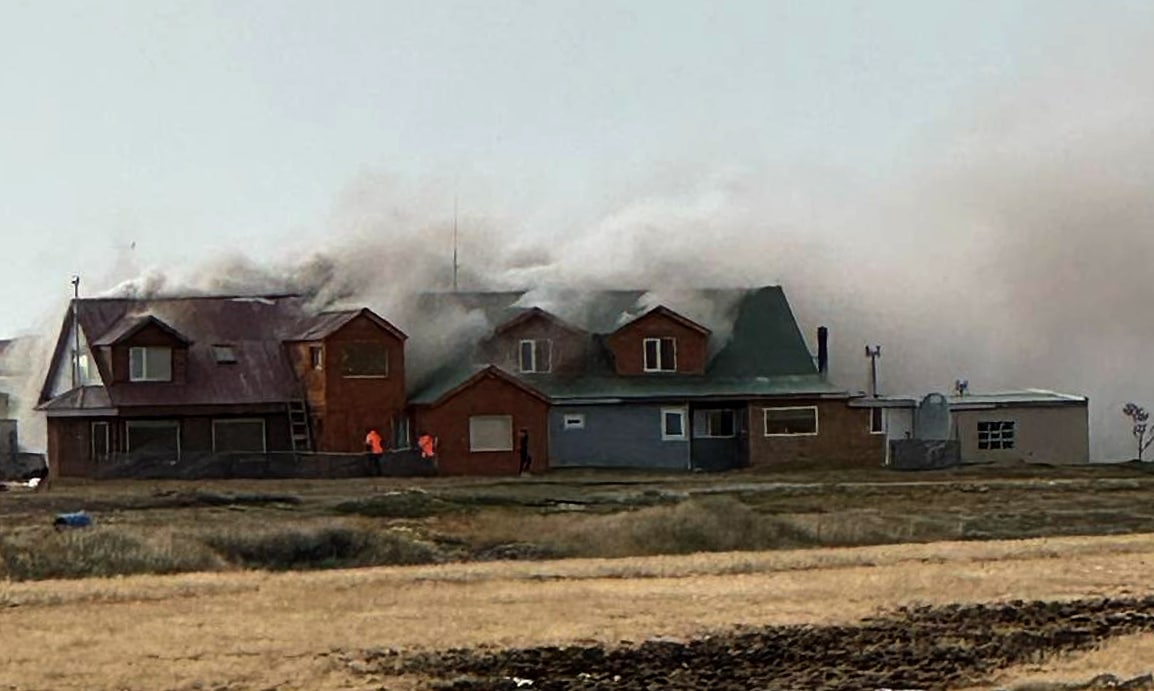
340 342 388 377
212 419 266 453
469 415 512 452
662 407 687 440
126 421 180 458
764 407 818 436
978 420 1015 450
643 337 676 372
706 410 736 437
563 413 585 430
518 339 552 373
129 347 172 382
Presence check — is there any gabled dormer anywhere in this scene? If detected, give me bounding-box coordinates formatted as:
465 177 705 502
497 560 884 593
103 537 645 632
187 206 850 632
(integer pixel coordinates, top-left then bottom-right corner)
93 315 191 384
481 307 588 375
604 306 711 375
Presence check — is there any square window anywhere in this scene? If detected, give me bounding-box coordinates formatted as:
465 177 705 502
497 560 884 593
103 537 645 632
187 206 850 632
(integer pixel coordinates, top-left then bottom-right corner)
764 407 818 436
126 420 180 458
643 337 677 372
978 420 1016 450
469 415 513 451
212 344 237 364
662 407 687 440
706 410 736 437
518 339 552 373
340 342 388 377
129 347 173 382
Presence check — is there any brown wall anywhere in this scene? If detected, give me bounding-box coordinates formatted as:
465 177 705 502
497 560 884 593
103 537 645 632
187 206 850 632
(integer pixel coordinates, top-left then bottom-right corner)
747 399 885 467
47 418 91 477
952 405 1089 464
312 315 407 453
107 323 189 384
414 372 549 476
483 315 588 375
605 312 708 375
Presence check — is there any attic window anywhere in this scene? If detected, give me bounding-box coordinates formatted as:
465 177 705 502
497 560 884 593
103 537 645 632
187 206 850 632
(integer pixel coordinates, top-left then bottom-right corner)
212 345 237 364
129 347 172 382
518 339 552 373
643 337 676 372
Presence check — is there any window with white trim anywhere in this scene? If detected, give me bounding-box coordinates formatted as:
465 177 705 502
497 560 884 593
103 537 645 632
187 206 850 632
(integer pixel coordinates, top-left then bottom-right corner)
870 408 884 434
643 337 677 372
763 406 819 436
518 339 552 373
705 409 736 438
662 407 687 440
469 415 513 451
212 419 266 453
563 413 586 430
212 344 237 364
129 347 172 382
977 420 1015 450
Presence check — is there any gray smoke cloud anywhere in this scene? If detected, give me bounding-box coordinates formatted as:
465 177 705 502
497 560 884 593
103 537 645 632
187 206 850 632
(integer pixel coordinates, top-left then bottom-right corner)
7 24 1153 459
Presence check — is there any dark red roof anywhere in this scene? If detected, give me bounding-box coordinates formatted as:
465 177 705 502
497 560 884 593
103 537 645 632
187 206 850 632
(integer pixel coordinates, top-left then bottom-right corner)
42 295 312 411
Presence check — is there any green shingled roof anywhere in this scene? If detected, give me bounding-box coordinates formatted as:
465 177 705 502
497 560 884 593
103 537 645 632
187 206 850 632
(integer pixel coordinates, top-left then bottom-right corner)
409 286 842 405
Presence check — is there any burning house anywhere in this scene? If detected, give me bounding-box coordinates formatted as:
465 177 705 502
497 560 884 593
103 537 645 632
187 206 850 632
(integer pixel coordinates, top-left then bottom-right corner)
36 296 408 478
411 286 883 474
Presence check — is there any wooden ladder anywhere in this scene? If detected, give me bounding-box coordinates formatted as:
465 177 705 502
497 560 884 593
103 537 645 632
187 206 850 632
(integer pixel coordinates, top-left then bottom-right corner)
287 400 313 453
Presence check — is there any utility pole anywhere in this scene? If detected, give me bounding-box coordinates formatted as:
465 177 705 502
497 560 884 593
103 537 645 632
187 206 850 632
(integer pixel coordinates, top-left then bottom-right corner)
865 345 881 398
71 275 81 389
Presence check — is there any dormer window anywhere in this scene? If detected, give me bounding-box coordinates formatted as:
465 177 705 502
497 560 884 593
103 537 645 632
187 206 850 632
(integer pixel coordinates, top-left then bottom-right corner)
643 337 676 372
129 346 172 382
518 339 552 373
212 344 237 364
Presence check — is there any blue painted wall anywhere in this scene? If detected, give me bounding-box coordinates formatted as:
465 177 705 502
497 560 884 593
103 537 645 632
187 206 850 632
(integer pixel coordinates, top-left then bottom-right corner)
549 404 690 469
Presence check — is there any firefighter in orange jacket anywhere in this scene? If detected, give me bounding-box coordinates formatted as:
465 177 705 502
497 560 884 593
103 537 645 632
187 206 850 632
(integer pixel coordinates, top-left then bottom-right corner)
365 429 384 476
418 431 436 459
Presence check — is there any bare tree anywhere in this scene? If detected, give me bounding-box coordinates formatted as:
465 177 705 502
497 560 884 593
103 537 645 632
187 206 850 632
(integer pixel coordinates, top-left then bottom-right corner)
1123 403 1154 461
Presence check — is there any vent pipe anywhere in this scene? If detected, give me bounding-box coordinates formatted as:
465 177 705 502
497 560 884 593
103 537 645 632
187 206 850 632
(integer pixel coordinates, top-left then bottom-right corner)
817 326 829 378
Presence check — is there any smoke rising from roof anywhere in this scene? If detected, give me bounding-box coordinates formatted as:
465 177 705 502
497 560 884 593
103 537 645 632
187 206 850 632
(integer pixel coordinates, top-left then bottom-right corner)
9 24 1154 459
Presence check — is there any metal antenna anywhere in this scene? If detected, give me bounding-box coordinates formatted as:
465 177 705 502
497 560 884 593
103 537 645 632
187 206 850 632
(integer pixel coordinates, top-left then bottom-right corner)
452 194 459 293
865 345 882 398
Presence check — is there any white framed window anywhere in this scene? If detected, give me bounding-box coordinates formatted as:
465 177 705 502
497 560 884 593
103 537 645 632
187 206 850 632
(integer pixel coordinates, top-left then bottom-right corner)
705 409 736 438
563 413 586 430
394 414 411 449
870 408 884 435
469 415 513 451
661 407 688 440
978 420 1015 450
212 419 267 453
75 351 99 385
126 420 181 458
643 337 677 372
518 339 552 373
91 421 110 460
764 406 819 436
129 346 173 382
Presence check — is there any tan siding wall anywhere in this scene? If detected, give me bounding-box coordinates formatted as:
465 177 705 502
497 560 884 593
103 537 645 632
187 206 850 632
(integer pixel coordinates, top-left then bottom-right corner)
952 405 1089 464
748 399 885 466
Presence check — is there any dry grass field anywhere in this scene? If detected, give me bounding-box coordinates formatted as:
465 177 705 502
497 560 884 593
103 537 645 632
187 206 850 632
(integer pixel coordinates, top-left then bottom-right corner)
4 463 1154 689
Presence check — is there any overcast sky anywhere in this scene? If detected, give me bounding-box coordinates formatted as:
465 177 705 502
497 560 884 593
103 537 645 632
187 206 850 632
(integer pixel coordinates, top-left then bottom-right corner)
0 0 1128 335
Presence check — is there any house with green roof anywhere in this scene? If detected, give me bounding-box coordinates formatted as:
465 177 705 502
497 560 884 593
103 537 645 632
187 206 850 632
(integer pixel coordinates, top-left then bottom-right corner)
410 286 884 475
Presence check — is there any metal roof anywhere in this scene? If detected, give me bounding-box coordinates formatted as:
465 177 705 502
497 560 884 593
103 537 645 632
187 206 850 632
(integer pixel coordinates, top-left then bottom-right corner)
848 389 1087 409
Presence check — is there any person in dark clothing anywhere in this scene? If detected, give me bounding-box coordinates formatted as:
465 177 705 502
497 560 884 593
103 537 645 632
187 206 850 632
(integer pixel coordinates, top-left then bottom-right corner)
518 428 532 475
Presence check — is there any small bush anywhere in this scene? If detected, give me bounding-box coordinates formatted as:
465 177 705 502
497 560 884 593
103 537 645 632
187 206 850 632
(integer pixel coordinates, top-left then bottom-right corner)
201 523 441 570
0 527 222 581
